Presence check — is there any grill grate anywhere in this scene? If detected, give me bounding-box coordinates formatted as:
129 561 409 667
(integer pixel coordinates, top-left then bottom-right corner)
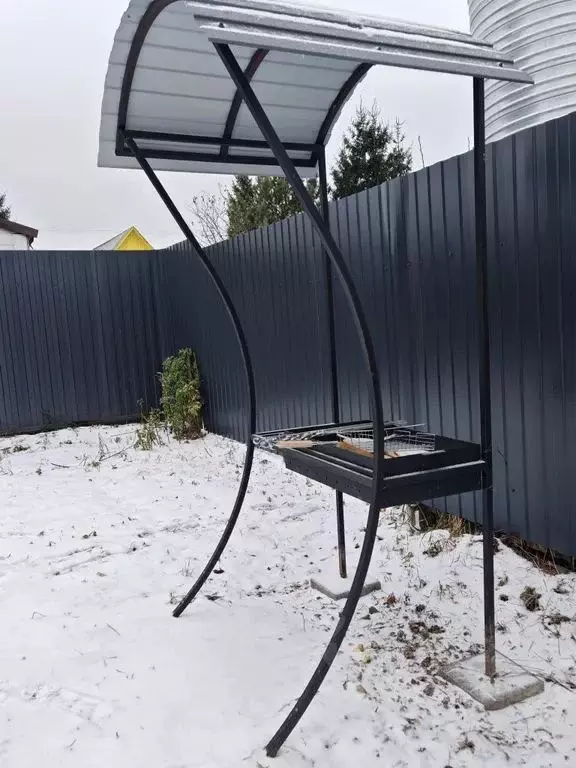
252 424 351 452
253 421 436 456
336 425 436 456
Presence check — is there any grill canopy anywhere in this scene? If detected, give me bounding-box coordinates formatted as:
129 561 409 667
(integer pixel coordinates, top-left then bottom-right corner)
98 0 531 177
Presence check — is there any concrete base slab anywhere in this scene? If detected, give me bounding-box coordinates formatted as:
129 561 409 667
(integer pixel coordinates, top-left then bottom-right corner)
310 570 381 601
441 652 544 711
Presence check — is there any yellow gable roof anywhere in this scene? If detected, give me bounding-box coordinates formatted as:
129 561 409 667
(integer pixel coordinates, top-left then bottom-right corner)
93 226 153 251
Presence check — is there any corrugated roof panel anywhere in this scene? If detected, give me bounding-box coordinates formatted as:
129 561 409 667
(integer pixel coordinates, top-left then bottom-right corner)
107 66 340 109
234 103 325 141
98 0 531 177
255 49 356 86
232 114 322 142
100 112 233 139
103 90 234 125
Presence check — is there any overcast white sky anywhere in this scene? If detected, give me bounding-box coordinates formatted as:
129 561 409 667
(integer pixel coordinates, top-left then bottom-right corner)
1 0 473 250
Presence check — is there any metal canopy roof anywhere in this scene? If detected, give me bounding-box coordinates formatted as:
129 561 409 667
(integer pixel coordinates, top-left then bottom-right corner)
98 0 532 177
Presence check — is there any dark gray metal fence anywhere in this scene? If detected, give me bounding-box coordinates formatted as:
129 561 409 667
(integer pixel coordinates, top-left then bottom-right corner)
1 111 575 553
0 249 173 433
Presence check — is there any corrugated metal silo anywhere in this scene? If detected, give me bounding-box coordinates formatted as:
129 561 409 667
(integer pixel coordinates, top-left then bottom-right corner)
468 0 576 141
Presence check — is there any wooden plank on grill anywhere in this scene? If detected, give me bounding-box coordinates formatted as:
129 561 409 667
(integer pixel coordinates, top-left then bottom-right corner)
339 440 400 459
275 439 316 450
339 441 373 459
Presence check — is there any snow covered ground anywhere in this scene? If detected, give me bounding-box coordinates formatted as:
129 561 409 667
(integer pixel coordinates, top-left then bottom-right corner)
1 426 575 768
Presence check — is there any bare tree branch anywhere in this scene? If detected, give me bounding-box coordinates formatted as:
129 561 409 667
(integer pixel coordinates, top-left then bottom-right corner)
417 136 426 169
186 184 229 245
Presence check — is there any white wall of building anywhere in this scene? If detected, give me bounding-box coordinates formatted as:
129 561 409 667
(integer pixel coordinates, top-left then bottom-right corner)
0 230 30 250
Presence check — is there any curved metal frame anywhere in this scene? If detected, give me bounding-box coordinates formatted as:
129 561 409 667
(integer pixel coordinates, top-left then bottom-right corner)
117 0 262 619
116 0 174 157
314 63 373 148
114 0 384 623
123 132 257 619
214 42 387 757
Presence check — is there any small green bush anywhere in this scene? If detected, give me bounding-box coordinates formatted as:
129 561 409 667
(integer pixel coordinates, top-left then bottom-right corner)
160 348 203 440
135 401 164 451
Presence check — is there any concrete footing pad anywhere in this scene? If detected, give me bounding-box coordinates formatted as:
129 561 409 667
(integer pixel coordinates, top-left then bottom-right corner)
310 570 381 601
441 653 544 711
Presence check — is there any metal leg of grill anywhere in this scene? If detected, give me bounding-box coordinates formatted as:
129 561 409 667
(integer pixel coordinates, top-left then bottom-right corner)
318 149 348 580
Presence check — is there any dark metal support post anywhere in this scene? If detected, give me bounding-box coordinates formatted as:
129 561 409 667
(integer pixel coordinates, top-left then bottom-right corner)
213 42 386 758
318 149 347 579
122 133 257 619
473 78 496 679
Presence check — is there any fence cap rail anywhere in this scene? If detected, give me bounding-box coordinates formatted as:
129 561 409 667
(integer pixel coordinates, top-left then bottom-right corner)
98 0 532 178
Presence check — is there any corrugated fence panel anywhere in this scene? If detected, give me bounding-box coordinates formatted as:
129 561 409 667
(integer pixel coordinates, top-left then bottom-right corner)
329 179 415 427
555 115 576 552
0 250 166 434
486 115 576 553
404 152 481 523
163 213 332 441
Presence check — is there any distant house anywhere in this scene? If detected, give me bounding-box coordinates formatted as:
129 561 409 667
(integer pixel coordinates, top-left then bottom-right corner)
93 226 153 251
0 219 38 250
